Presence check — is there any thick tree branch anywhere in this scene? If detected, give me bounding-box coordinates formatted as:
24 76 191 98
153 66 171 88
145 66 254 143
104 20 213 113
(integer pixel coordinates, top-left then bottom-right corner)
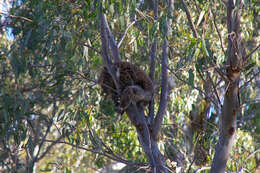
148 0 158 124
153 37 168 140
152 0 172 140
99 12 120 94
148 41 156 123
126 103 156 168
102 15 121 63
210 1 242 172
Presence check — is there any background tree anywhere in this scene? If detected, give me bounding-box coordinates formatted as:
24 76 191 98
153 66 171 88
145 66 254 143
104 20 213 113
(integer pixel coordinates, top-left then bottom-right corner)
0 0 259 172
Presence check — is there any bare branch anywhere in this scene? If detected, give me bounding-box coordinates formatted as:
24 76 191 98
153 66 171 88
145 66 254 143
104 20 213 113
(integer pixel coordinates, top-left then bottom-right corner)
153 0 158 19
240 70 260 91
206 71 222 106
102 14 121 62
169 67 219 109
118 20 137 48
195 166 211 173
0 11 33 22
210 61 229 82
226 0 234 60
99 13 120 94
43 139 143 167
148 42 156 123
126 103 156 167
36 135 64 161
100 13 112 67
180 0 198 38
211 6 225 54
244 43 260 61
78 41 101 55
148 0 158 124
210 1 242 172
153 37 168 140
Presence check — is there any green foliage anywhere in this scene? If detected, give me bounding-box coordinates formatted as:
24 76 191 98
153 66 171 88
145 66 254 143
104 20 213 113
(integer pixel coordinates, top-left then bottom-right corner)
0 0 259 172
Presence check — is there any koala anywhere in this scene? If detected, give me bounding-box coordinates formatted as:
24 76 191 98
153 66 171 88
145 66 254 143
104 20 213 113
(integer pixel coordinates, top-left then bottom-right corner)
98 61 153 113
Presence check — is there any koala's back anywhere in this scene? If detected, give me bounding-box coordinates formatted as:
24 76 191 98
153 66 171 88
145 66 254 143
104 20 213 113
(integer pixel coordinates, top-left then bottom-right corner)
99 61 153 94
113 62 153 93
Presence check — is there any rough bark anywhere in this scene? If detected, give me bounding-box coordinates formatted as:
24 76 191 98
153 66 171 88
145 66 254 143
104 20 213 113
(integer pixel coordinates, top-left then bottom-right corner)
210 1 243 172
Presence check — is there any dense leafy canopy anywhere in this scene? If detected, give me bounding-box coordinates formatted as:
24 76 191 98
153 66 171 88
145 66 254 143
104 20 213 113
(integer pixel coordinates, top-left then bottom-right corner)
0 0 259 172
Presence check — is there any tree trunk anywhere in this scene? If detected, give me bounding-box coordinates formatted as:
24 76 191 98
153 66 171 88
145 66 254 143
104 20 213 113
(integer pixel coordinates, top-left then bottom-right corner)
210 1 243 172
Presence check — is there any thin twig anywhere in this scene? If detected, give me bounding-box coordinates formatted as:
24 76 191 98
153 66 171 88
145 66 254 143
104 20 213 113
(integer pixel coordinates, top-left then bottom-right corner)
168 67 220 109
78 41 101 54
118 20 137 48
244 44 260 61
194 166 211 173
0 11 33 22
240 70 260 91
43 139 145 166
68 70 118 93
180 0 198 38
210 61 229 82
37 135 64 161
211 5 225 54
207 71 222 106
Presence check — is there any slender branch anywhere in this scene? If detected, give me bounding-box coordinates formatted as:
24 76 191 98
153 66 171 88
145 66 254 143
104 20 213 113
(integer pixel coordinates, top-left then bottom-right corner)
37 135 64 161
244 44 260 61
43 139 143 166
226 0 234 60
78 41 101 55
153 0 158 19
240 70 260 91
148 41 156 124
153 37 168 139
68 70 117 93
210 61 229 82
32 100 56 167
118 20 137 48
195 166 211 173
102 14 121 62
148 0 158 124
100 13 112 67
99 12 120 94
211 6 225 54
180 0 198 38
207 71 222 106
0 11 33 22
169 67 220 109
